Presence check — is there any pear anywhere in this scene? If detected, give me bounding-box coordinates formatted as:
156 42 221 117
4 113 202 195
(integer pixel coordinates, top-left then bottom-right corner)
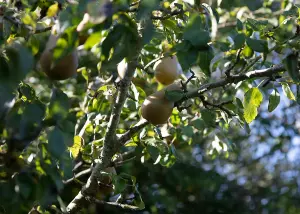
154 56 180 85
141 82 182 125
39 34 78 80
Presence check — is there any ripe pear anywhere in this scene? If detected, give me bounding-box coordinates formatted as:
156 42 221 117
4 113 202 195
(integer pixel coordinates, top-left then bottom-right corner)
154 56 180 85
39 34 78 80
141 82 182 125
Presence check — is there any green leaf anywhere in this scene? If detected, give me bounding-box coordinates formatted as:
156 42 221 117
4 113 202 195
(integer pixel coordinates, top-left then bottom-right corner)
237 19 243 31
201 109 216 127
198 47 214 77
52 27 78 63
268 89 280 112
246 38 268 53
183 14 210 48
191 119 205 130
48 127 67 158
233 33 245 49
137 0 159 20
284 53 300 82
141 19 154 45
162 19 180 33
101 25 124 59
243 88 263 123
28 35 40 55
282 83 296 100
146 145 160 163
165 90 184 102
177 46 198 71
113 174 127 193
235 97 244 109
182 126 194 137
133 187 145 209
136 86 146 105
49 88 70 122
246 18 269 32
84 32 102 49
242 45 254 58
19 82 36 102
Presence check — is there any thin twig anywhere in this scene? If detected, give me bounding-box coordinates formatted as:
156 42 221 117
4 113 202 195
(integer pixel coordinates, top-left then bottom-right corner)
176 104 192 112
127 94 137 102
143 56 164 70
48 206 63 214
200 96 234 116
151 9 184 20
63 168 92 185
129 1 140 7
180 70 196 92
241 34 297 74
114 156 136 167
225 48 243 78
176 64 286 104
35 26 52 34
85 196 142 211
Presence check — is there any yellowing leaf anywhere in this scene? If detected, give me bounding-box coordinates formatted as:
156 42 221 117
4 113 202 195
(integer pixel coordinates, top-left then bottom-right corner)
125 141 138 147
282 83 296 100
69 136 83 158
47 2 59 17
243 88 263 123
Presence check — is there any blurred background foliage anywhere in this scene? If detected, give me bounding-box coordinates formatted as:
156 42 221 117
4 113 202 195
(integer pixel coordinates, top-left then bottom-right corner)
0 0 300 213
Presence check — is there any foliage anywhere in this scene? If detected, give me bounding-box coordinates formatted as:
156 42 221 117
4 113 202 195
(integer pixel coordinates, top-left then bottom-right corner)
0 0 300 213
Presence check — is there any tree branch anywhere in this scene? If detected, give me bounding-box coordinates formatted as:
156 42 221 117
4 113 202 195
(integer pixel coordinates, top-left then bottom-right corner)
66 38 142 213
200 97 234 116
3 15 52 34
118 119 149 145
151 9 184 20
85 196 142 211
177 64 285 104
63 168 92 185
66 41 285 214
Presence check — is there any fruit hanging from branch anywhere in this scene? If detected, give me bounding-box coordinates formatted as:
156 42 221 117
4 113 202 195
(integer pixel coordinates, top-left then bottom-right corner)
154 56 180 85
141 81 182 125
39 32 78 80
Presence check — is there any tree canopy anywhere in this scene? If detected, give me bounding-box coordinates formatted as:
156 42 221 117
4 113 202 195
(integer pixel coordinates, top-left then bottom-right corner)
0 0 300 213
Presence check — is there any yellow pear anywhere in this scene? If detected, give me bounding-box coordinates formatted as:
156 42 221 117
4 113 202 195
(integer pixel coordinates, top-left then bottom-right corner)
39 34 78 80
141 82 182 125
154 56 180 85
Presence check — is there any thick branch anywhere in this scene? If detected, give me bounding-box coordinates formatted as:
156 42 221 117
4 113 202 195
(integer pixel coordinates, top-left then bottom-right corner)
66 40 141 213
66 47 285 214
177 64 285 103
